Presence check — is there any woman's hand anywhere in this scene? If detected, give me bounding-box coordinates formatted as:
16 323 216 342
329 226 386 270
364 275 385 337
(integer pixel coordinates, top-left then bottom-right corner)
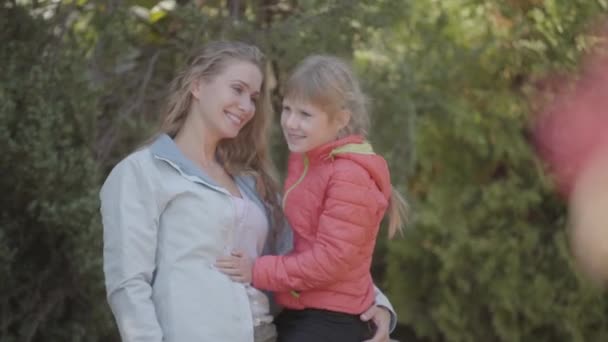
215 251 253 283
360 305 392 342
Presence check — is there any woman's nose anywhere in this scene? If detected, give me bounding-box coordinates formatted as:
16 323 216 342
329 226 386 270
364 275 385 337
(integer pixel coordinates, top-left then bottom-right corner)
238 96 254 114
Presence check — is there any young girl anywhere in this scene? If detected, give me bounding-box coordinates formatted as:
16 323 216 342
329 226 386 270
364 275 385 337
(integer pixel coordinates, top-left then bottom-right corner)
217 55 408 342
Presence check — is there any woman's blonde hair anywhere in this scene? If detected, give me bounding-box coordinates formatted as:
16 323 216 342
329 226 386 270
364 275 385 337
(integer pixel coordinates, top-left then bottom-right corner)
159 41 282 237
285 55 408 238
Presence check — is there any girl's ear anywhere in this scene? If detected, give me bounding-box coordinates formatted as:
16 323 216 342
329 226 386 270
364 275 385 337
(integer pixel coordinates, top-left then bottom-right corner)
336 109 352 131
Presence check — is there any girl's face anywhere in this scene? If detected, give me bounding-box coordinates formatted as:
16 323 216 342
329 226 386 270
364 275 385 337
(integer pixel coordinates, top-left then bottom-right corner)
280 98 347 153
191 60 262 140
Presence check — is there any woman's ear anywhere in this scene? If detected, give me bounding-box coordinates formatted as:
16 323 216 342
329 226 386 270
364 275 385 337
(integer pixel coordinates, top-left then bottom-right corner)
191 79 202 100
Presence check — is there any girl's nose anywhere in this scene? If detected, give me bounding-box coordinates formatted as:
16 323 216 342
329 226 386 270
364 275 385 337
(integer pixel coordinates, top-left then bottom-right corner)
282 112 298 129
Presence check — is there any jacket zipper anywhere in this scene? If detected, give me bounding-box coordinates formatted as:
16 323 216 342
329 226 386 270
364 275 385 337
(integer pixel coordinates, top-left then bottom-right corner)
154 156 237 253
281 155 310 300
281 155 309 209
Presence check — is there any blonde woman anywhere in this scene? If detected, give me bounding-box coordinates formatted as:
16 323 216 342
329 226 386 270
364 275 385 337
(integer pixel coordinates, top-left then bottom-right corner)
100 42 397 342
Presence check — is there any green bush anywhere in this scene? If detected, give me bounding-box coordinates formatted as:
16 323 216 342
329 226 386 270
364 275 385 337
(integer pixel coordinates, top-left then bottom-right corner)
4 1 608 341
0 4 112 341
384 1 608 341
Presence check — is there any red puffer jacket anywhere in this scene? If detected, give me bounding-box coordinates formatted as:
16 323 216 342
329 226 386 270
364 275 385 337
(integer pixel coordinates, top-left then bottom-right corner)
252 135 391 314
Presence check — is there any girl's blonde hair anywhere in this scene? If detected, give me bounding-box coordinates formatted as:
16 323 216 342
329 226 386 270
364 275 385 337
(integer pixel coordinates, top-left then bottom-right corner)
285 55 408 238
159 41 282 237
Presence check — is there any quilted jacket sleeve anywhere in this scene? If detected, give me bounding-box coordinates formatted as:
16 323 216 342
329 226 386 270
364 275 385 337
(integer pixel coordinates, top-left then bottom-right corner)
100 156 163 342
253 162 383 292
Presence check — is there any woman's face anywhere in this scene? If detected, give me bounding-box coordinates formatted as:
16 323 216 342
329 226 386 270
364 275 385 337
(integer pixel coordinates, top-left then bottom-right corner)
191 60 263 140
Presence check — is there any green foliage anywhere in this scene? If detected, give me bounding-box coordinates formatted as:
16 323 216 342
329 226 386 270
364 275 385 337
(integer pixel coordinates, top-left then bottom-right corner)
0 3 112 341
5 0 608 341
382 0 608 341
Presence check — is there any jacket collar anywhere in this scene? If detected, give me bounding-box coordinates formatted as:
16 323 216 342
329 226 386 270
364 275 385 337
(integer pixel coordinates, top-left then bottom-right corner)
304 135 374 162
150 133 221 188
149 133 268 211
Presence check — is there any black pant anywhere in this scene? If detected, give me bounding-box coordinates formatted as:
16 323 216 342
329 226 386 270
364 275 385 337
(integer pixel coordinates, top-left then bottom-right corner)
275 308 375 342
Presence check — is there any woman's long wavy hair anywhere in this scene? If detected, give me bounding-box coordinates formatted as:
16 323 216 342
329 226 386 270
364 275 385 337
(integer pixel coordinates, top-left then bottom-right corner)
158 41 283 242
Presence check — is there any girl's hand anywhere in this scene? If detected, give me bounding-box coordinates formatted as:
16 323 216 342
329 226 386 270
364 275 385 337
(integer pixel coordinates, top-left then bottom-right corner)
215 251 253 283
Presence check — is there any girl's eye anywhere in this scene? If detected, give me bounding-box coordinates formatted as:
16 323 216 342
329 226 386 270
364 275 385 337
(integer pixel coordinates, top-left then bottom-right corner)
301 111 312 118
232 85 243 94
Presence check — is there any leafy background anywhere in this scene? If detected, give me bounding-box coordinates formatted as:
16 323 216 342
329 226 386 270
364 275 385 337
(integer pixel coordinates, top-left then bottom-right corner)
2 0 608 341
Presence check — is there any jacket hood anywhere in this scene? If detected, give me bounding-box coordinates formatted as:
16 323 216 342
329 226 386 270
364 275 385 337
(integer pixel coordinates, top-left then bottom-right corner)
306 135 392 200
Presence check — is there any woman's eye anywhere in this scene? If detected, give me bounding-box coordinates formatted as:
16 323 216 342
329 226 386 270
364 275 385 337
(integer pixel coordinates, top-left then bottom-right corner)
301 111 312 118
232 86 243 94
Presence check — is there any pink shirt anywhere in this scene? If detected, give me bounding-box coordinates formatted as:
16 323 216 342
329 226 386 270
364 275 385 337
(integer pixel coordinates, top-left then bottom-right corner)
230 193 273 326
